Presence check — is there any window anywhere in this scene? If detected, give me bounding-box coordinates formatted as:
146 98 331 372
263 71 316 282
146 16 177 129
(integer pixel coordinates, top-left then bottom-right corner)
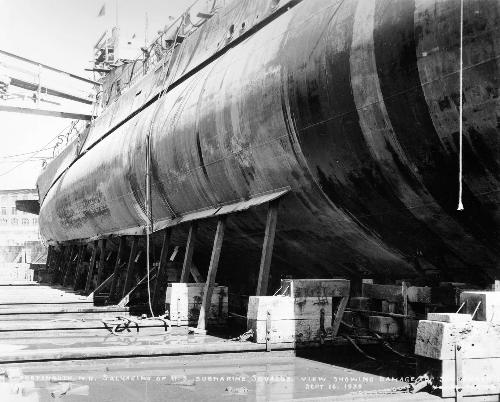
1 207 5 215
11 218 18 225
0 218 7 225
22 218 29 225
32 218 38 225
11 207 16 215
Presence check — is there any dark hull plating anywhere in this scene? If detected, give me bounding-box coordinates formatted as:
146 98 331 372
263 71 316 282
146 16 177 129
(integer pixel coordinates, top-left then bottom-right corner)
39 0 500 287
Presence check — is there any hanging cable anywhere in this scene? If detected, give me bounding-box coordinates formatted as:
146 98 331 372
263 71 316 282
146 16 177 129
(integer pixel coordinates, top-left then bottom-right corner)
0 121 76 177
141 14 188 318
145 134 154 317
457 0 464 211
0 148 54 159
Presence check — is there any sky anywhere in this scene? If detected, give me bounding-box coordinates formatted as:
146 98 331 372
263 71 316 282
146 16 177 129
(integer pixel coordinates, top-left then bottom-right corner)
0 0 197 190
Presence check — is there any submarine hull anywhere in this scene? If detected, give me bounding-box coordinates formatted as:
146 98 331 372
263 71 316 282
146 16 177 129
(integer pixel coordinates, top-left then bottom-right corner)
39 0 500 287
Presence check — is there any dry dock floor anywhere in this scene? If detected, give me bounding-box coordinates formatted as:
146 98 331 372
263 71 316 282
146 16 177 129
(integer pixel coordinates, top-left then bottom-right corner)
0 283 440 401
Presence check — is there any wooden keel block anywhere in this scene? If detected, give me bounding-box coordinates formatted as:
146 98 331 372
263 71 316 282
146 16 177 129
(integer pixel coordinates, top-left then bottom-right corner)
348 297 370 311
416 317 500 398
440 357 500 398
342 311 368 329
406 286 431 304
247 296 340 344
342 310 355 326
460 291 500 322
427 312 472 323
166 283 228 327
368 316 400 335
431 283 470 306
281 279 350 298
363 283 431 304
363 284 403 303
381 300 396 313
415 320 500 360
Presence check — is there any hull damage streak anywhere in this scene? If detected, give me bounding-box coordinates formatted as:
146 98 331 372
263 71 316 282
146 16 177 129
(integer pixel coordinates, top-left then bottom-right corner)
38 0 500 290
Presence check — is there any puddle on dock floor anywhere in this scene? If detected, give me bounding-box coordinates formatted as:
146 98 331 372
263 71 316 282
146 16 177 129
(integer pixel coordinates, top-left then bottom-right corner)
0 333 230 351
0 352 421 402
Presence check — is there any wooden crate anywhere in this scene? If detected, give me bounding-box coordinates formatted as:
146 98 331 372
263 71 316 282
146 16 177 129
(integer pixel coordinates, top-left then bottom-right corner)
166 283 228 326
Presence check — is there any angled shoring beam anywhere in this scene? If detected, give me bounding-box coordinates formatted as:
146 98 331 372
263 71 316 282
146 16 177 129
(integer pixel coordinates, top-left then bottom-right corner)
122 238 139 298
152 228 172 314
197 217 226 331
95 239 107 288
109 237 126 301
72 245 85 290
84 241 98 295
180 222 197 283
256 199 280 296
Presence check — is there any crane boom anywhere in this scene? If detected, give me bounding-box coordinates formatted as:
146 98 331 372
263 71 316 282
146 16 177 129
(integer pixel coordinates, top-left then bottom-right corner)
0 104 93 120
0 49 100 86
9 77 94 105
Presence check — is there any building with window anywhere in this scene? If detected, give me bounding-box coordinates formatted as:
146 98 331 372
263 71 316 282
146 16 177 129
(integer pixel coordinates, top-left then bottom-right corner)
0 189 44 264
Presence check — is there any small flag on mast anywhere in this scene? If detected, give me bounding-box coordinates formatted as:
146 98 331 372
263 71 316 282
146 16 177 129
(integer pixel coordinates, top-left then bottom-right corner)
98 4 106 17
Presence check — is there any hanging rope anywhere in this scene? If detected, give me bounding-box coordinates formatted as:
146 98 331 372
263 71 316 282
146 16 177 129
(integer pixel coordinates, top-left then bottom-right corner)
457 0 464 211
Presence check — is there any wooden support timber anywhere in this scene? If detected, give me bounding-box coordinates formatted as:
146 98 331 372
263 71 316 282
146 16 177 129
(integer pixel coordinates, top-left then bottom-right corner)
56 245 70 284
84 241 98 295
122 237 139 298
95 239 107 288
62 245 78 286
180 222 197 283
60 246 72 284
256 199 279 296
72 245 85 290
109 237 126 301
51 246 64 284
190 264 203 283
118 266 158 308
152 229 172 314
332 296 350 339
46 245 55 271
47 246 57 282
86 273 115 301
197 217 226 331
